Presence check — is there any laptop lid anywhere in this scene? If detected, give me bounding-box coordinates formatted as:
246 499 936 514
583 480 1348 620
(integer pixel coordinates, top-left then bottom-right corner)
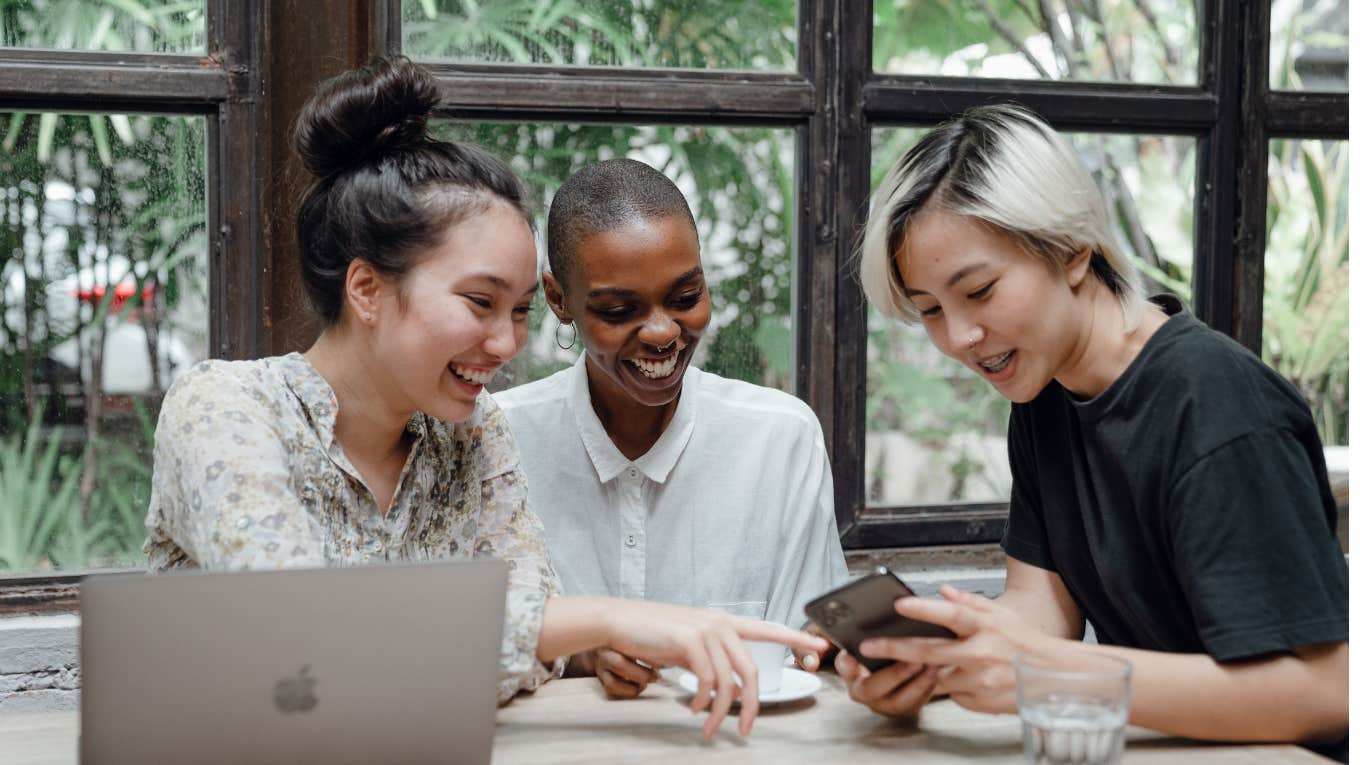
80 559 509 765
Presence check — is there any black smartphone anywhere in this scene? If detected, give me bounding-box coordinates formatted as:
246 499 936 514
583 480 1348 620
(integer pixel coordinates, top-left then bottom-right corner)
804 567 956 672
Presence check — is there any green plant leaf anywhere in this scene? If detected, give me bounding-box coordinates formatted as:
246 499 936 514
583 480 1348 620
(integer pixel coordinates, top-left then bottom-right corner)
36 112 58 163
103 0 158 27
89 115 113 167
1 112 24 153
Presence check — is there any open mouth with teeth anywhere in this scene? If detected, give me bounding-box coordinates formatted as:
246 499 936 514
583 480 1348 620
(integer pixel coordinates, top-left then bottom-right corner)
977 350 1014 374
449 363 496 386
627 353 679 380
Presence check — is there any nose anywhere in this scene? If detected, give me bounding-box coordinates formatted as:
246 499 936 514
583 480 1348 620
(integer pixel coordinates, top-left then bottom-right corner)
637 308 680 351
482 313 521 360
946 315 983 356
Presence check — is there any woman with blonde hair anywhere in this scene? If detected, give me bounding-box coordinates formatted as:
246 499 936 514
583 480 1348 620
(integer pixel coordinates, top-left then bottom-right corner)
845 104 1346 759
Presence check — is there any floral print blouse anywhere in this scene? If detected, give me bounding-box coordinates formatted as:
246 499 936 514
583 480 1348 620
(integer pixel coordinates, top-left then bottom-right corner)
144 352 563 702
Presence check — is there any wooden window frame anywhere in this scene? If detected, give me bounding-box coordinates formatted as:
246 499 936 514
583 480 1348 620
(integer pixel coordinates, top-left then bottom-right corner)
0 1 1346 612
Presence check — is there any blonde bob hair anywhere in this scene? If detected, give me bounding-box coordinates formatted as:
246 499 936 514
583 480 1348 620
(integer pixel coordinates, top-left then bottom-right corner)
859 104 1145 331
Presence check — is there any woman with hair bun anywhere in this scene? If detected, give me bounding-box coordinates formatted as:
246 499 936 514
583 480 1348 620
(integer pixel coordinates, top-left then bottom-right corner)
143 56 824 738
846 104 1347 757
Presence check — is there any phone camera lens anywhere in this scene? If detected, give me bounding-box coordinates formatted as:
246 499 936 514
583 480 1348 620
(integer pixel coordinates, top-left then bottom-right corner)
822 599 851 628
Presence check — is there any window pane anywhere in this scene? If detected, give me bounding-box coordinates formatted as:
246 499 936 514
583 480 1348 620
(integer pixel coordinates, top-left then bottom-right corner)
1 0 205 54
0 112 208 573
1271 0 1349 91
1264 139 1348 447
865 128 1196 507
403 0 796 70
873 0 1199 84
432 122 796 393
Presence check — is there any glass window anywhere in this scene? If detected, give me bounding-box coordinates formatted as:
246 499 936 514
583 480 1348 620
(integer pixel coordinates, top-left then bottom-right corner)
865 128 1196 507
432 121 796 393
402 0 797 70
0 111 208 573
1270 0 1349 92
1 0 205 54
1263 138 1348 447
873 0 1199 85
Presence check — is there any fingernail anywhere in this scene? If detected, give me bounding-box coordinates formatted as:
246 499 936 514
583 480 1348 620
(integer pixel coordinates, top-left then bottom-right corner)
801 654 817 670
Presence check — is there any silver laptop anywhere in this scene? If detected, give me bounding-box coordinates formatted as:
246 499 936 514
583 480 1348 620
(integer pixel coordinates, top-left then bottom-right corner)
80 559 509 765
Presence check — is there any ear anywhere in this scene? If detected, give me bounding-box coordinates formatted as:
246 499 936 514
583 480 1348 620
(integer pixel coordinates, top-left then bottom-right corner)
1064 246 1093 289
344 259 387 324
541 270 572 323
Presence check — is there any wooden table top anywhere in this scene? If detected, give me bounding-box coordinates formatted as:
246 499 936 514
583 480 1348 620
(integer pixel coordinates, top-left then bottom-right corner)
1 675 1331 764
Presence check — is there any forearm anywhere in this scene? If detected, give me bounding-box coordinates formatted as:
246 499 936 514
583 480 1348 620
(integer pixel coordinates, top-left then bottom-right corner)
1055 639 1348 743
536 596 615 664
994 588 1082 640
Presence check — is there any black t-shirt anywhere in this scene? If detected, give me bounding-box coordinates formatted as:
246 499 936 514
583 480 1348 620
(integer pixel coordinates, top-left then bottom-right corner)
1002 295 1348 661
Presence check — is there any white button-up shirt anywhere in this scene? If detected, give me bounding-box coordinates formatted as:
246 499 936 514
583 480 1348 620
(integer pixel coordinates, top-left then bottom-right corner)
495 356 849 627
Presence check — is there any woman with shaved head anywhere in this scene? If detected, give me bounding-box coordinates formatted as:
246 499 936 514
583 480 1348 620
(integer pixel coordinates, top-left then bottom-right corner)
496 158 849 698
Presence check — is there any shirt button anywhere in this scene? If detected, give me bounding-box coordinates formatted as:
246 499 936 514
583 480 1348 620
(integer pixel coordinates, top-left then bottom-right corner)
627 467 639 479
625 534 638 547
236 517 251 529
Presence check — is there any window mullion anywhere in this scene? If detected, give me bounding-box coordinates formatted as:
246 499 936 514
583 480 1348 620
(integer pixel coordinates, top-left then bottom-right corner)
1192 0 1247 341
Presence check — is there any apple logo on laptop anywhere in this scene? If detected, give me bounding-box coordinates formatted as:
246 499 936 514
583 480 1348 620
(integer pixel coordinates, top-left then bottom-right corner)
273 665 319 714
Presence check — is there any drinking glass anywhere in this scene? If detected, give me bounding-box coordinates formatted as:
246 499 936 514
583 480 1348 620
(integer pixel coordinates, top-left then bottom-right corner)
1014 652 1132 765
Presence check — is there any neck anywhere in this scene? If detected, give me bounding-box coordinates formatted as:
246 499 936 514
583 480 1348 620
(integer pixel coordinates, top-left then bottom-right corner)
584 360 680 461
1053 283 1167 400
303 326 413 465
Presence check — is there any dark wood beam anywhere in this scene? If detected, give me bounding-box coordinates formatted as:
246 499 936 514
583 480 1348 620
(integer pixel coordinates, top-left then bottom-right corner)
864 78 1216 134
208 0 267 360
258 0 380 357
840 505 1010 549
799 0 871 536
426 65 813 124
1230 0 1270 353
0 51 226 112
1265 91 1348 137
1193 0 1246 339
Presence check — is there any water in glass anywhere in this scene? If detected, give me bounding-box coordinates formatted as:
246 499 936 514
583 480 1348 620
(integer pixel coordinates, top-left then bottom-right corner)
1021 696 1126 765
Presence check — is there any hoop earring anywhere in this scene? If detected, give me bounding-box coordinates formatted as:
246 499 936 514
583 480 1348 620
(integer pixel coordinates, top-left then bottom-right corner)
555 321 577 351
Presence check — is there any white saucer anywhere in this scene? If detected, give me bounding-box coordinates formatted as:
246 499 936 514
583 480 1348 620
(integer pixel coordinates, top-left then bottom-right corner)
667 667 822 705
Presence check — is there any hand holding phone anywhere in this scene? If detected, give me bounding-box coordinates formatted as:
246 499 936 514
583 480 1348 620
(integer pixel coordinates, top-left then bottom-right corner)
803 567 956 672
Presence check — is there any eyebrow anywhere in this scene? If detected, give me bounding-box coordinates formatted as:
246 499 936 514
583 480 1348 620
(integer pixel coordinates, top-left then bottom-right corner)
586 267 704 299
901 263 986 297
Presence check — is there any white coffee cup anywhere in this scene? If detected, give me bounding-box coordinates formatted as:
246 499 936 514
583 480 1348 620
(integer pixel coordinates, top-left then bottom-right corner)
742 638 787 695
706 604 786 695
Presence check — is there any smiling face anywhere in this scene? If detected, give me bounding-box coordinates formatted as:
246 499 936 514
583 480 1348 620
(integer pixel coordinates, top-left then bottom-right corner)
896 209 1089 403
547 214 711 409
367 200 539 422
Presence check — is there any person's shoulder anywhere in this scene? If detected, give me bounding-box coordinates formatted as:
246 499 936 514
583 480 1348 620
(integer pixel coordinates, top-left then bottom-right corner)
690 368 824 441
1145 315 1303 413
492 365 574 413
155 356 301 449
163 356 290 413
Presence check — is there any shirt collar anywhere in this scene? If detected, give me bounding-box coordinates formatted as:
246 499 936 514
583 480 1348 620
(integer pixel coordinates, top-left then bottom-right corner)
567 354 698 485
277 351 428 455
278 352 341 451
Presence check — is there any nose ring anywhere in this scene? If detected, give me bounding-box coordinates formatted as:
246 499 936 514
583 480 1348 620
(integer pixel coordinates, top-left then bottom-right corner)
966 328 984 349
651 338 677 354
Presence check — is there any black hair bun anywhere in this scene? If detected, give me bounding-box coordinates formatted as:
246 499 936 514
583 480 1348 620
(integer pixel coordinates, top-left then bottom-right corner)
293 55 441 179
